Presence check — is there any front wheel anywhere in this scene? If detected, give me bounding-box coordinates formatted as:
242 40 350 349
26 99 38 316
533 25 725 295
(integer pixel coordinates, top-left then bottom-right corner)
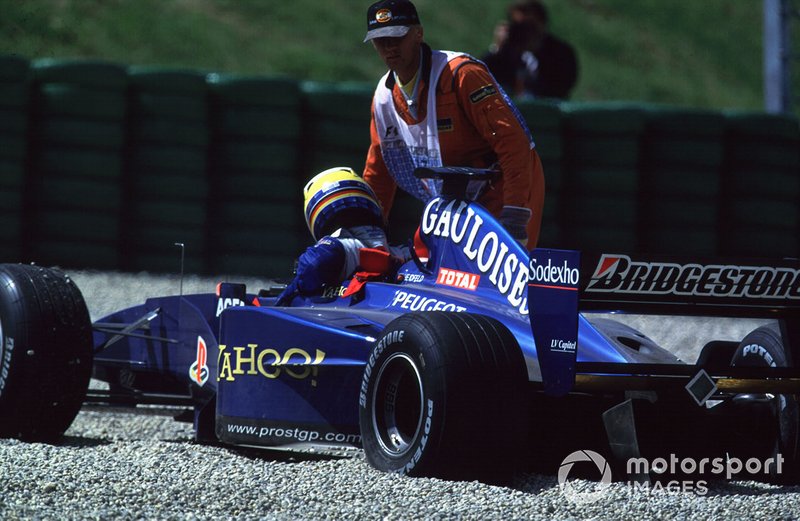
0 264 93 442
358 312 530 481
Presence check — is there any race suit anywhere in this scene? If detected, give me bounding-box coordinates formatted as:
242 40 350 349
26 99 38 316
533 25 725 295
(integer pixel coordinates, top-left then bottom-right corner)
363 43 545 247
276 225 410 305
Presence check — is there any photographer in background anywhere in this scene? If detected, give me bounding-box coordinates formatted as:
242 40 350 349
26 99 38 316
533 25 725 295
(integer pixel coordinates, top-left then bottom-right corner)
483 0 578 100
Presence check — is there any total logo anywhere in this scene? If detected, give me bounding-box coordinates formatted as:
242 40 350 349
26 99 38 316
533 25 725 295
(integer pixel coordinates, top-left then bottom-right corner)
436 267 479 291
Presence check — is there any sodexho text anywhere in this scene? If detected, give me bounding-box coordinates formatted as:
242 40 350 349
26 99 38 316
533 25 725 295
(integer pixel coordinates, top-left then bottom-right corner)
587 254 800 299
528 258 580 287
421 199 529 314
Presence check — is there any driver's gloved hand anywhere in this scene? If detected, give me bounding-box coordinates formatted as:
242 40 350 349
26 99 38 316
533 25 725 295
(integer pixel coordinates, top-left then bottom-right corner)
499 205 531 247
275 237 345 306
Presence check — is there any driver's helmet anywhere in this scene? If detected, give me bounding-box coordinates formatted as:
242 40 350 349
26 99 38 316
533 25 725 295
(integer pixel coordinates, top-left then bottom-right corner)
303 167 384 241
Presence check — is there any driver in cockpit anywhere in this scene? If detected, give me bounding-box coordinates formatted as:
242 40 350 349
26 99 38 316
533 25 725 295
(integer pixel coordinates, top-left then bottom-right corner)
275 167 415 305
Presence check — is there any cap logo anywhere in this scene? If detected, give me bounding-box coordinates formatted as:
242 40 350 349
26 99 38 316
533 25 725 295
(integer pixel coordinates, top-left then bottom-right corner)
376 8 392 23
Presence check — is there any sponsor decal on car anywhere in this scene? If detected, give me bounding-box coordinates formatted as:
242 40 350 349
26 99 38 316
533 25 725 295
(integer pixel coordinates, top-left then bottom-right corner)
189 336 209 387
528 257 580 290
322 285 346 298
217 345 325 386
421 198 529 314
436 267 479 290
586 254 800 299
402 273 426 283
390 290 467 312
221 417 362 446
216 297 245 317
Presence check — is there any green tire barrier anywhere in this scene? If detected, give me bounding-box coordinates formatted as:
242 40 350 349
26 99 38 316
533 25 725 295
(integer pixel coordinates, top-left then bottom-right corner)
1 54 797 269
641 166 720 197
32 58 128 89
128 66 208 95
0 135 26 160
640 226 718 256
214 200 297 229
35 84 127 120
0 160 24 188
516 99 562 132
212 229 305 255
560 102 645 134
214 142 298 172
39 178 122 212
35 148 123 178
724 168 800 199
0 109 27 133
129 143 207 172
131 93 207 122
36 209 120 242
39 118 126 149
130 172 209 201
301 81 374 121
0 55 30 82
208 73 302 108
130 118 210 147
213 172 299 202
132 201 207 227
214 107 302 141
0 83 29 109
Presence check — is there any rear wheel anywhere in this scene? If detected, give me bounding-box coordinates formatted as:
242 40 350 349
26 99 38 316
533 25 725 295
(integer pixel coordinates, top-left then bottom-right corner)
731 323 799 482
0 264 93 442
359 312 530 481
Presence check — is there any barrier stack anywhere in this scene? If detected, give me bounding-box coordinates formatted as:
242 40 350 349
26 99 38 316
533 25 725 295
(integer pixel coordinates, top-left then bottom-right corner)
123 67 211 273
26 59 128 269
207 74 306 277
560 102 644 253
0 55 29 262
638 106 726 256
720 111 800 258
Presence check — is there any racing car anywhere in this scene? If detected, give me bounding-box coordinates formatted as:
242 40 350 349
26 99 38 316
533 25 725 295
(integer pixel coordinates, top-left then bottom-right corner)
1 167 798 482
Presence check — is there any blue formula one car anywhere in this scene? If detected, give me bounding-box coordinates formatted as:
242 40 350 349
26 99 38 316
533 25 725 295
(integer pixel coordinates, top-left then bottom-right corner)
1 167 799 482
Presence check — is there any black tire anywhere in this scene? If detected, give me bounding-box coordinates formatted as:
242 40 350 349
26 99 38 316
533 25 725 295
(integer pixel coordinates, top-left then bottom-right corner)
731 323 799 482
359 312 530 481
0 264 93 442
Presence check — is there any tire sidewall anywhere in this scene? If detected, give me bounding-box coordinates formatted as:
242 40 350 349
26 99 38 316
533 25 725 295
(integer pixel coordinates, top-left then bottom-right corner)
359 319 449 476
731 324 786 368
732 323 799 480
0 269 25 405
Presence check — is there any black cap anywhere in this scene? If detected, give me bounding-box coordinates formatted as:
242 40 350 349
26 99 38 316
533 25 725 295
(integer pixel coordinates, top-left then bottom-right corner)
364 0 421 42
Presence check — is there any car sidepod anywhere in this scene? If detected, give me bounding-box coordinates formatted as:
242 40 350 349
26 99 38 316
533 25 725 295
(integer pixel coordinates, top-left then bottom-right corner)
215 305 389 449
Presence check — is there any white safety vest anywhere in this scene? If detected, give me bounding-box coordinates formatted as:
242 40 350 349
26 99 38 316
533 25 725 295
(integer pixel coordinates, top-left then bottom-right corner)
372 50 464 202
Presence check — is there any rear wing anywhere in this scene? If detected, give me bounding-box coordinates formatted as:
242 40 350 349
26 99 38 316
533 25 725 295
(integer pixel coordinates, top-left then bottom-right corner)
528 249 800 397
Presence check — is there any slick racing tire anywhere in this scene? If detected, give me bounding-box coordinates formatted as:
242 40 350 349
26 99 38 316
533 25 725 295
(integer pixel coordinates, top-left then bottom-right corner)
0 264 93 442
359 312 530 481
731 323 799 482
